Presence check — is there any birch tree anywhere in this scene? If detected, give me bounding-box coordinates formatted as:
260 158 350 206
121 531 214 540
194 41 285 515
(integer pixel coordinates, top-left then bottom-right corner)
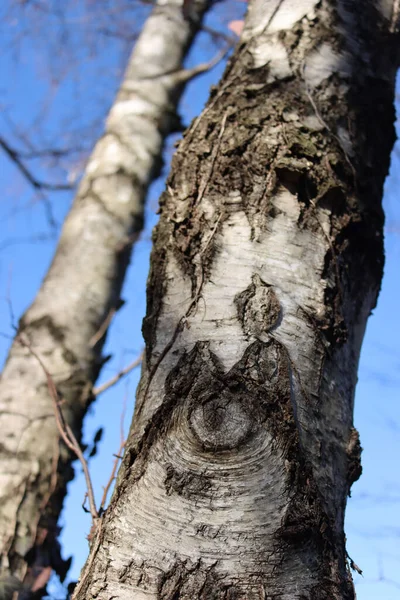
0 0 212 593
73 0 399 598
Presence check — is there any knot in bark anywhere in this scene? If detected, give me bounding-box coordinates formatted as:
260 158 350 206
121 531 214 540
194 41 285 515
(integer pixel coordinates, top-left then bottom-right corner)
189 390 252 451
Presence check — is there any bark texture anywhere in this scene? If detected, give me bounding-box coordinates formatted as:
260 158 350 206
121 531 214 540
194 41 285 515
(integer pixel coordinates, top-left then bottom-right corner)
0 0 210 592
75 1 399 599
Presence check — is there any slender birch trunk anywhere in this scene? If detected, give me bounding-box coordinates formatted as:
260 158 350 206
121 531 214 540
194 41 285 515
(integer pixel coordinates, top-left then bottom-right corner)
73 1 399 598
0 0 211 590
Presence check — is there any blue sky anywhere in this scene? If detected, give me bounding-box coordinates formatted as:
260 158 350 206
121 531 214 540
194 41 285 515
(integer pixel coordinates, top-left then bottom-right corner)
0 3 399 598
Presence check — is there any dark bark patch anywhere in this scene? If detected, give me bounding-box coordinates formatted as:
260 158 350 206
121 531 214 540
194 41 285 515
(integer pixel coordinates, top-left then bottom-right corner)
274 456 356 600
230 339 298 457
346 427 362 495
316 185 346 215
158 560 240 600
172 211 223 295
235 275 281 337
19 315 66 344
171 339 296 459
121 339 294 492
276 469 327 546
0 443 30 459
309 576 355 600
189 390 253 451
142 216 171 363
164 464 212 498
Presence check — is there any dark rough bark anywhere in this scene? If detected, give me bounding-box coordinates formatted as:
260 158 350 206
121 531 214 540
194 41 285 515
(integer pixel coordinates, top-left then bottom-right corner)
74 1 399 599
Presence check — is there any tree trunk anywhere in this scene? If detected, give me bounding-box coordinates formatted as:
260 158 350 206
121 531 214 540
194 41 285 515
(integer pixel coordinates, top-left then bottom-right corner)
0 0 210 591
76 0 399 598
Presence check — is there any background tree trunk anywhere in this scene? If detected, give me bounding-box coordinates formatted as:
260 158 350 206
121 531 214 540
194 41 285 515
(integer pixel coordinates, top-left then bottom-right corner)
0 0 211 590
73 1 400 599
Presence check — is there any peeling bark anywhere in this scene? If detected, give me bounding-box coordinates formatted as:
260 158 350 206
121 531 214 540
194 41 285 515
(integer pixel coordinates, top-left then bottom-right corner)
0 0 211 591
74 1 399 599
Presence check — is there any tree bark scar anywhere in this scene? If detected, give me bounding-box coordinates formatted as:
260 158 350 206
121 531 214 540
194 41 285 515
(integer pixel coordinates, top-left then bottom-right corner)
123 338 296 488
168 339 296 454
235 274 281 337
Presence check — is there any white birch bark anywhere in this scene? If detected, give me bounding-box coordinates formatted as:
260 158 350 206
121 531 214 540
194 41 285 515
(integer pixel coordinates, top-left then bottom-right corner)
0 0 210 591
72 0 400 598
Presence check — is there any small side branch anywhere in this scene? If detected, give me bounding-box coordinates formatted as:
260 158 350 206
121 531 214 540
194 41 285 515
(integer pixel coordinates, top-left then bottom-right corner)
99 391 128 512
17 335 99 523
129 43 232 88
201 24 237 46
89 299 126 348
0 135 73 192
93 352 143 397
1 135 73 228
172 45 232 84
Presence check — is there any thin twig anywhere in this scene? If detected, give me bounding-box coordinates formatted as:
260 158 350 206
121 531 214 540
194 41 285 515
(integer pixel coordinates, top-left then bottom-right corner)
0 233 54 253
0 135 74 229
180 71 241 150
92 352 143 397
99 390 128 511
89 296 127 349
192 212 223 300
89 307 117 348
6 265 16 329
173 44 232 84
123 43 232 88
17 335 99 522
15 145 83 160
0 136 73 192
202 24 237 46
72 517 104 600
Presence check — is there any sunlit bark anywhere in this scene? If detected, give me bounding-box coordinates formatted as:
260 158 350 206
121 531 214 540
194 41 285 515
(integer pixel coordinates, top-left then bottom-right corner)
74 1 399 598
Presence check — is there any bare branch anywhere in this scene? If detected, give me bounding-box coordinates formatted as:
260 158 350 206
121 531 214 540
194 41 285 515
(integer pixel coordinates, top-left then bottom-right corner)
93 353 143 397
99 390 128 512
125 41 233 89
0 233 54 253
172 44 232 84
96 27 138 42
0 135 73 192
202 24 238 46
89 306 119 349
17 335 99 522
16 146 84 160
